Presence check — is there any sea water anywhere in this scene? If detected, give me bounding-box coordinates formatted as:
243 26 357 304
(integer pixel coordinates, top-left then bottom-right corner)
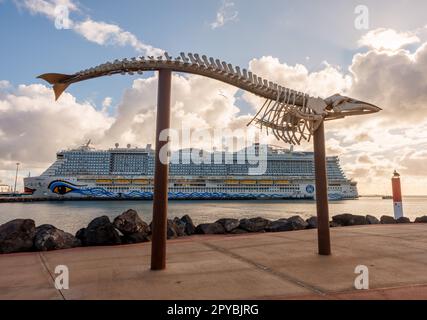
0 197 426 234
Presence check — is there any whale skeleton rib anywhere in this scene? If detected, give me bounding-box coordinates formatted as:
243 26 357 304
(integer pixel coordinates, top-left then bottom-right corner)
38 52 381 145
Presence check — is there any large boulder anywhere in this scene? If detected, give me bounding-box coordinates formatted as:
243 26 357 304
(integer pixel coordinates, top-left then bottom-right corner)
148 219 183 239
167 219 178 239
415 216 427 223
196 222 225 234
265 219 292 232
121 232 150 244
366 215 380 225
216 218 240 233
34 225 81 251
267 216 308 232
76 216 121 246
114 209 150 244
380 215 396 224
172 217 187 237
306 216 318 229
239 217 271 232
329 221 340 228
75 228 86 242
230 228 248 234
286 216 309 230
396 217 411 224
113 209 149 235
332 214 367 226
180 215 196 235
0 219 36 254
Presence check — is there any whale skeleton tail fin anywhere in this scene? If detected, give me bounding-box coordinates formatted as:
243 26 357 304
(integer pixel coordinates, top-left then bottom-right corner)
37 73 72 101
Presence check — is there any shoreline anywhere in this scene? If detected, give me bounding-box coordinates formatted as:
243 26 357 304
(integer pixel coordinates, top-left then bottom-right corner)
1 209 426 255
2 198 426 237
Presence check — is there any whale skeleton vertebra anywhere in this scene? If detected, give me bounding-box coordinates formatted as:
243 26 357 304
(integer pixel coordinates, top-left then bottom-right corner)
38 52 381 145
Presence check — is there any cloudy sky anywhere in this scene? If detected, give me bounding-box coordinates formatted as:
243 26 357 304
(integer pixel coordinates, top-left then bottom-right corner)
1 0 427 195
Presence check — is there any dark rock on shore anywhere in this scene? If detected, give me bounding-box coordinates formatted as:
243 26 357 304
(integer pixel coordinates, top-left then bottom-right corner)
332 214 367 226
76 216 121 246
113 209 150 235
167 219 178 239
266 216 308 232
306 216 318 229
216 218 240 232
181 215 196 235
196 222 226 234
239 217 271 232
380 215 396 224
4 210 427 255
286 216 309 230
0 219 36 254
396 217 411 224
267 216 308 232
173 217 187 237
35 224 81 251
149 217 189 239
329 221 340 228
230 228 248 234
114 209 151 244
415 216 427 223
366 215 380 225
265 219 292 232
122 232 150 244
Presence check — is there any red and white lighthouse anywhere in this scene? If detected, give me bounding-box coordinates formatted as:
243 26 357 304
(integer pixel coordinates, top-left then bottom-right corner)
391 170 403 219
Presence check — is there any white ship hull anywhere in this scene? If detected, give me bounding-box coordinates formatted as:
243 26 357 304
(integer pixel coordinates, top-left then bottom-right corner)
24 176 358 200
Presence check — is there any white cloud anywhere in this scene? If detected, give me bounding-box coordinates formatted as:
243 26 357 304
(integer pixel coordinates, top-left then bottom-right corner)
0 80 11 90
210 0 238 30
358 28 420 51
15 0 163 55
242 56 352 110
0 83 113 171
236 35 427 195
16 0 77 19
250 56 352 98
102 97 112 108
349 42 427 122
102 73 254 150
101 96 112 114
73 19 164 56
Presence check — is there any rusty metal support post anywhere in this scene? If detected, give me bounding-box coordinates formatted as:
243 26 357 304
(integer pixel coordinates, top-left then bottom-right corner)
313 121 331 255
151 69 172 270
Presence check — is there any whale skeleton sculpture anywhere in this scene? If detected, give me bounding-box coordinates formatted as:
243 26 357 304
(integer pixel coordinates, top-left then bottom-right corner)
38 52 381 145
39 52 381 265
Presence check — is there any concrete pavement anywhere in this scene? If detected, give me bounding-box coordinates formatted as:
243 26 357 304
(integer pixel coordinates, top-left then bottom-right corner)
1 224 427 300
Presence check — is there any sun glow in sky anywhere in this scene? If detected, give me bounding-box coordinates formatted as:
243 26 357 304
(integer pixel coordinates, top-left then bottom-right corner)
1 0 427 195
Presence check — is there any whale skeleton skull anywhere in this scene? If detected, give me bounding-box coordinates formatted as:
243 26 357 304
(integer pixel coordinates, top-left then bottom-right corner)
38 52 381 145
247 92 381 144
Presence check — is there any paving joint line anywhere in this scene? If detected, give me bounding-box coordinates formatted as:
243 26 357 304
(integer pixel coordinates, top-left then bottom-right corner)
38 253 66 300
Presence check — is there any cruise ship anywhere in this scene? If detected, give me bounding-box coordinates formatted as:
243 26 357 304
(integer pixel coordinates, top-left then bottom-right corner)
23 143 358 200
